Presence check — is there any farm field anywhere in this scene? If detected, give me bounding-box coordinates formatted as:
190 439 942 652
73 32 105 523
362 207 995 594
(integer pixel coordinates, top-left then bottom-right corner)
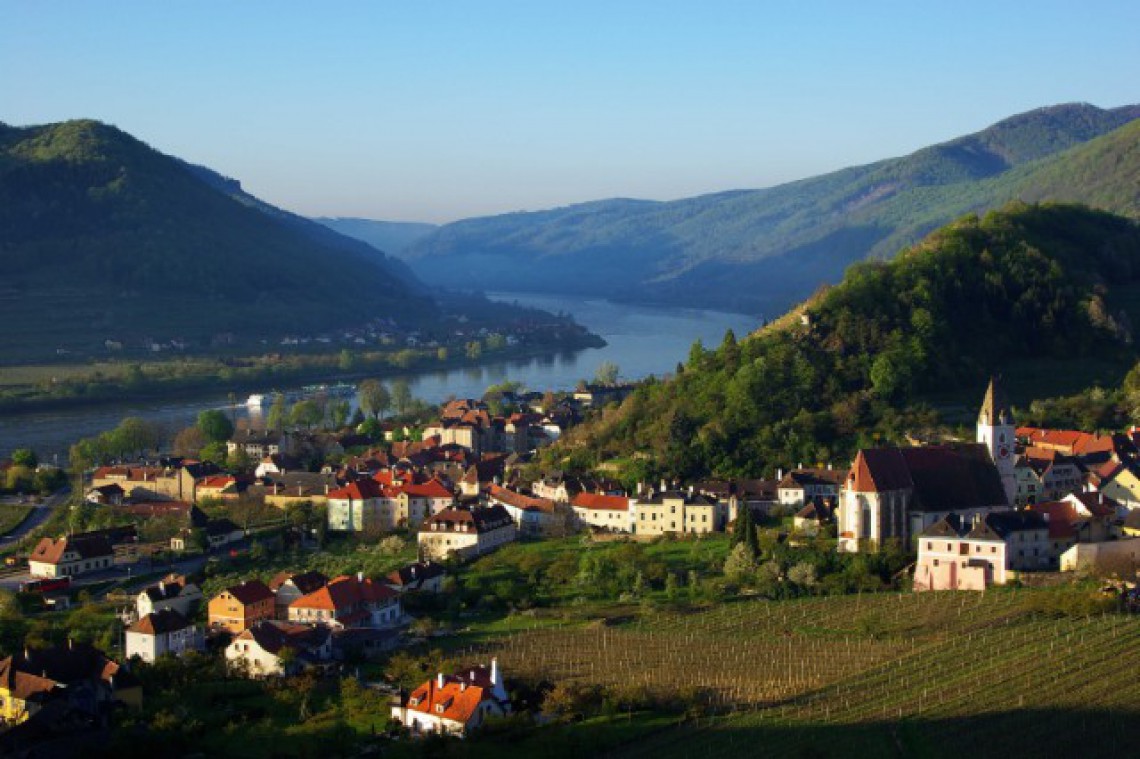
436 589 1139 758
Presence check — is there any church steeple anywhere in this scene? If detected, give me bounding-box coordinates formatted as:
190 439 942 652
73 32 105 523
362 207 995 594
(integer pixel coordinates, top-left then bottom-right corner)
977 375 1016 505
978 376 1013 427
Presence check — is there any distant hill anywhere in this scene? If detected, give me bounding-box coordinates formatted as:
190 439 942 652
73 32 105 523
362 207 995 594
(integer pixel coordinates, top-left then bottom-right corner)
313 217 438 256
404 103 1140 313
548 203 1140 482
0 119 436 360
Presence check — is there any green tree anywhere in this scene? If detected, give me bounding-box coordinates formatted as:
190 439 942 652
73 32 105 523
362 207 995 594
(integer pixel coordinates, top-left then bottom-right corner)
465 341 482 360
329 399 351 430
358 379 390 419
199 441 228 464
732 503 760 558
226 447 252 472
197 410 234 443
290 399 323 429
437 347 449 362
392 379 413 416
266 394 289 432
594 361 620 386
114 417 161 455
11 449 37 468
723 542 759 582
338 349 356 371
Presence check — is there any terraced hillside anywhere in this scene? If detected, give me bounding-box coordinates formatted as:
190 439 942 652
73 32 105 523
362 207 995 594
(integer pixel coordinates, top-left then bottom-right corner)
444 590 1138 758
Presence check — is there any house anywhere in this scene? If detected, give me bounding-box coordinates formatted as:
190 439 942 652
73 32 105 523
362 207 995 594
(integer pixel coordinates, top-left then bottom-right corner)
28 533 115 579
418 504 517 562
1060 538 1140 574
385 561 447 594
571 492 633 532
699 479 779 524
91 464 199 502
1094 462 1140 512
913 511 1051 591
225 621 332 677
0 643 142 727
488 485 575 537
195 475 242 501
125 609 203 663
288 573 403 629
776 468 844 510
208 580 276 634
227 429 294 460
1016 449 1084 504
170 518 244 551
633 490 723 536
84 483 125 505
794 498 836 536
269 570 329 619
1024 492 1118 567
391 659 511 737
257 471 337 509
136 574 203 618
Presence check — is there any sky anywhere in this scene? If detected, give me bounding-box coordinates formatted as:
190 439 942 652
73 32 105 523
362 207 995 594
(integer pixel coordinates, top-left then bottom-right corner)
3 1 1139 223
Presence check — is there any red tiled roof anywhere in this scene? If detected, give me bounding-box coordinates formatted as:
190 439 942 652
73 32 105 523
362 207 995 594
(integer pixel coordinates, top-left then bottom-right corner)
571 493 630 512
849 449 913 493
290 574 396 611
488 484 556 513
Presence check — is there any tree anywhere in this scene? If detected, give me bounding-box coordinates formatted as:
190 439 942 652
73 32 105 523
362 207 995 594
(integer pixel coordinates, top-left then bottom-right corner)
465 341 482 360
732 503 760 558
199 441 228 464
594 361 620 386
723 542 759 582
172 426 208 457
290 400 323 429
437 347 449 362
266 394 289 432
226 447 252 473
11 449 37 468
197 410 234 443
338 349 356 371
329 400 351 430
114 417 161 455
391 379 413 416
787 562 818 591
358 379 390 419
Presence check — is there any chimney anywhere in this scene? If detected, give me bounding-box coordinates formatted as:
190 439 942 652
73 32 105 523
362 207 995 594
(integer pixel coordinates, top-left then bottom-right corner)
491 657 499 686
777 468 784 481
357 571 364 583
325 484 329 495
437 672 445 689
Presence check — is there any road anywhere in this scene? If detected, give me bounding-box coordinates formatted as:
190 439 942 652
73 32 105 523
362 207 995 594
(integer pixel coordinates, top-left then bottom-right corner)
0 488 69 549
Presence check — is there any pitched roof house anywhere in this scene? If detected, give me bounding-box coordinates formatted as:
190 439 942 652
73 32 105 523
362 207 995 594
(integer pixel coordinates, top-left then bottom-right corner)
136 573 203 618
208 580 276 634
288 573 403 629
385 561 446 594
914 511 1050 591
225 621 332 677
125 609 203 663
418 504 517 562
0 642 142 727
28 534 115 579
391 659 510 737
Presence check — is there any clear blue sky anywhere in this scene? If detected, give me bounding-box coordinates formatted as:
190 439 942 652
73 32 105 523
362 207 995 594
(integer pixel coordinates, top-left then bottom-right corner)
3 1 1138 223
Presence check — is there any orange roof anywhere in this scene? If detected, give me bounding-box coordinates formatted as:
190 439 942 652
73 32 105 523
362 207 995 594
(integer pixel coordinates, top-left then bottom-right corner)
290 574 395 611
403 479 454 499
488 484 556 513
405 677 493 724
198 475 236 489
571 492 630 512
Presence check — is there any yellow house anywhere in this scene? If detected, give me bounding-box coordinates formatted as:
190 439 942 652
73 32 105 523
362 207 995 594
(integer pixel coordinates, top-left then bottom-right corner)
1098 464 1140 511
0 643 141 726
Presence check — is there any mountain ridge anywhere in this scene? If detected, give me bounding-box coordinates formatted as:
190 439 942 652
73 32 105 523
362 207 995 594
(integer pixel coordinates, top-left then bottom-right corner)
403 102 1140 313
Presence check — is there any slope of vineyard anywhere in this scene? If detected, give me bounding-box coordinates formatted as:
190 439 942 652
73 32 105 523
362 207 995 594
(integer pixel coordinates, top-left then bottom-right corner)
440 590 1139 758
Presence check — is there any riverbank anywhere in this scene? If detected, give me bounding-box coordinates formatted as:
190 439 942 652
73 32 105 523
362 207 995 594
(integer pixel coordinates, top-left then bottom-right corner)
0 331 605 416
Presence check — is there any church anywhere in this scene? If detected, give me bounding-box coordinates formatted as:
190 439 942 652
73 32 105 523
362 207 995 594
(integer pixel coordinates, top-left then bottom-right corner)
836 378 1014 552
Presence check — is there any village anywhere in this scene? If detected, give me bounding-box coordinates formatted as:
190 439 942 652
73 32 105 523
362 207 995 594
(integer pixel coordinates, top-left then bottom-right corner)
2 376 1140 752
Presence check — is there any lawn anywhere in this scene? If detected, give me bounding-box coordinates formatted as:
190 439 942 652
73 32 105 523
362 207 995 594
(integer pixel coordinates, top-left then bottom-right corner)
0 501 34 536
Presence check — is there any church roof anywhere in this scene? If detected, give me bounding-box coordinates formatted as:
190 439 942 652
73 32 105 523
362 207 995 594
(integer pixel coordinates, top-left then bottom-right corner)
978 376 1014 426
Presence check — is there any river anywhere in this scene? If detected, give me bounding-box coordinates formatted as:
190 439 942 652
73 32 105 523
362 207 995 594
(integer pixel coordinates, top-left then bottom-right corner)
0 293 756 461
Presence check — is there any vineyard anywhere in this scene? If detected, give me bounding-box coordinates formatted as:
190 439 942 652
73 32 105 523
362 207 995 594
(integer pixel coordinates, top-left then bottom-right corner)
442 590 1140 758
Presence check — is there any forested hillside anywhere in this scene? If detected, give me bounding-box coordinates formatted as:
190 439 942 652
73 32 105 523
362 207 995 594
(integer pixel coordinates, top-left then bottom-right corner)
0 119 435 359
405 103 1140 312
548 204 1140 482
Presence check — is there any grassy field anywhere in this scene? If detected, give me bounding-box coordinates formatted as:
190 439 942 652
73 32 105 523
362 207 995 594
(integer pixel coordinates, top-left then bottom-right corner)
423 589 1139 758
0 501 34 536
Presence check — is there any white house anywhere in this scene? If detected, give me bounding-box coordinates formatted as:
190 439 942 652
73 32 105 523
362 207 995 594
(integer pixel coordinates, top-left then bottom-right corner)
913 511 1050 591
125 609 203 663
418 504 517 562
225 620 332 677
391 659 511 737
570 492 633 532
488 485 575 537
136 574 203 619
28 534 115 579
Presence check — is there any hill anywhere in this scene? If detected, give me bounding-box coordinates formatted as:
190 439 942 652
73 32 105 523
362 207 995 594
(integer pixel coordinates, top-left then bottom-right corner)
0 119 436 361
313 217 438 255
403 103 1140 313
547 203 1140 482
